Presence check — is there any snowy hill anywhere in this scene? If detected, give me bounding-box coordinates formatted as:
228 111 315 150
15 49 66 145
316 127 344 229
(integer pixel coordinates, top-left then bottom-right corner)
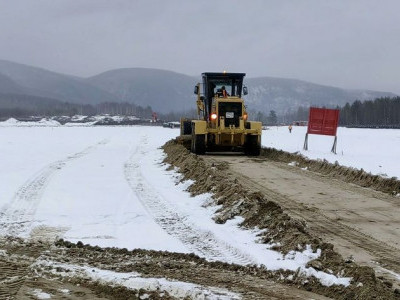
86 68 198 113
0 72 26 94
245 77 396 115
0 59 396 115
0 59 119 104
88 70 396 115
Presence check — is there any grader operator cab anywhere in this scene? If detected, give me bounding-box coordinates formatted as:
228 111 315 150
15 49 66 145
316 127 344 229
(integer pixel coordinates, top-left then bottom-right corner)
181 72 262 155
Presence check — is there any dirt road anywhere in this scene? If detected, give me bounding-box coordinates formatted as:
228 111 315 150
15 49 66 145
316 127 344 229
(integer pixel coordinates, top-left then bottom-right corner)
161 141 400 299
204 153 400 287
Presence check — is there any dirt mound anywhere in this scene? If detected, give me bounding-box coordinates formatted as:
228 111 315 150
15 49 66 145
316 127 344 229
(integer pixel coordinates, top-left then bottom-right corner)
162 139 400 300
163 141 316 254
261 147 400 196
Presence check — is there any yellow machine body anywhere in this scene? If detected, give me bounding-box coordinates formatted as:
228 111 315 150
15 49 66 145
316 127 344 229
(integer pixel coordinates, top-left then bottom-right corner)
180 72 262 155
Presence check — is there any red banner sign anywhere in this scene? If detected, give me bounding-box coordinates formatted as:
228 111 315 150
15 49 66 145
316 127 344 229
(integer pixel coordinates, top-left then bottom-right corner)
307 107 340 136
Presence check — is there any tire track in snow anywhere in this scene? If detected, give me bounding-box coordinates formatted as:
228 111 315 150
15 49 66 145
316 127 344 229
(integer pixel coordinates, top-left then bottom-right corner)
124 135 256 265
0 139 109 238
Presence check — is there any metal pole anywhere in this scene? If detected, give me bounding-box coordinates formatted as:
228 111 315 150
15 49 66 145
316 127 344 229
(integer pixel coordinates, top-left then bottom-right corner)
331 136 337 154
303 133 308 150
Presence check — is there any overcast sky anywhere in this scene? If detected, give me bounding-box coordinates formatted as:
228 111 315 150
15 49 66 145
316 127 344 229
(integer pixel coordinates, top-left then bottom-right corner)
0 0 399 93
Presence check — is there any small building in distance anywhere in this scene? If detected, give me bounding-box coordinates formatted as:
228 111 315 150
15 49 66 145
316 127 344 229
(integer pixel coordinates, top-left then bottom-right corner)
163 121 180 128
292 120 308 126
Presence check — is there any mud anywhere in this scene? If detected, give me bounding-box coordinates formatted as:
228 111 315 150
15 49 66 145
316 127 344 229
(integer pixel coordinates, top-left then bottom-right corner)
162 139 400 300
0 237 332 300
260 147 400 196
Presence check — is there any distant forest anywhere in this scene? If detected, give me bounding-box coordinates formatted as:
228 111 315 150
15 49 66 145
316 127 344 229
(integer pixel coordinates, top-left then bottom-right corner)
279 96 400 127
0 94 154 119
339 97 400 126
1 93 399 127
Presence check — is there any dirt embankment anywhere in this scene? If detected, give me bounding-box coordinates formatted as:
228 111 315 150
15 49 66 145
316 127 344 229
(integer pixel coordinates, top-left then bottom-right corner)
163 139 400 300
260 148 400 196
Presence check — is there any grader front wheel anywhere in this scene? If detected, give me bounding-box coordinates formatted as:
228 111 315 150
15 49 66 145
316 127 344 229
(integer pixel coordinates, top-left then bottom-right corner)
191 129 206 155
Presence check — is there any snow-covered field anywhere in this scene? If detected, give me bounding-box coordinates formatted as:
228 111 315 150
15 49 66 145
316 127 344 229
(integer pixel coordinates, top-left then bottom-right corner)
0 126 183 251
263 126 400 179
0 122 357 287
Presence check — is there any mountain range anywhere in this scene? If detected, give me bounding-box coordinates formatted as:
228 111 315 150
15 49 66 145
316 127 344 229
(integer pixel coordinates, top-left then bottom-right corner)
0 59 396 116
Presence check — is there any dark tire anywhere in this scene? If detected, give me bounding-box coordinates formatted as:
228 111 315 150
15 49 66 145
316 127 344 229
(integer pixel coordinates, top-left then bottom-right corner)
244 135 261 156
190 124 206 155
193 134 206 155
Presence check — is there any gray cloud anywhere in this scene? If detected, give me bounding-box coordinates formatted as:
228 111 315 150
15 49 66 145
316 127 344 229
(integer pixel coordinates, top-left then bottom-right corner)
0 0 399 93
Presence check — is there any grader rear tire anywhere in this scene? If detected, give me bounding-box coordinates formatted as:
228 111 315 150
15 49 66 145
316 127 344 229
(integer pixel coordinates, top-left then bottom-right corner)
244 135 261 156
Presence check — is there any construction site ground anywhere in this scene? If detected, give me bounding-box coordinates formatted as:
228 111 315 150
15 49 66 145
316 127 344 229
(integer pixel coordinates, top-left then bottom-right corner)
205 152 400 287
0 139 399 300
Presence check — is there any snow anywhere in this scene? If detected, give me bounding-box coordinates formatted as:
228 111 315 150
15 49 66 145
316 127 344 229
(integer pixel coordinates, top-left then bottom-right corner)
0 117 19 125
2 123 388 288
70 115 87 121
38 118 61 126
0 118 61 127
0 126 186 252
34 260 241 300
30 289 51 299
263 126 400 179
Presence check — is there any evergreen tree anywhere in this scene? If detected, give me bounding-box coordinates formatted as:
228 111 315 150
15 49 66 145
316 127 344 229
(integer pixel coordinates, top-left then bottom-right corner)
339 96 400 127
267 110 278 125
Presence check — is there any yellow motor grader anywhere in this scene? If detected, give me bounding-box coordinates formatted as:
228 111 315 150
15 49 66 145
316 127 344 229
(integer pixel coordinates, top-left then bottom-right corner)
180 72 261 155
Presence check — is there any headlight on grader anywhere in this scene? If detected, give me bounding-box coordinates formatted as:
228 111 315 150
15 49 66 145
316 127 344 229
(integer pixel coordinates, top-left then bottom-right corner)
243 112 248 121
211 113 218 121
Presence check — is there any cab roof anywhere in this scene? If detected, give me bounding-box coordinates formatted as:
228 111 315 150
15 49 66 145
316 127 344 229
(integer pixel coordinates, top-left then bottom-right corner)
202 72 246 80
